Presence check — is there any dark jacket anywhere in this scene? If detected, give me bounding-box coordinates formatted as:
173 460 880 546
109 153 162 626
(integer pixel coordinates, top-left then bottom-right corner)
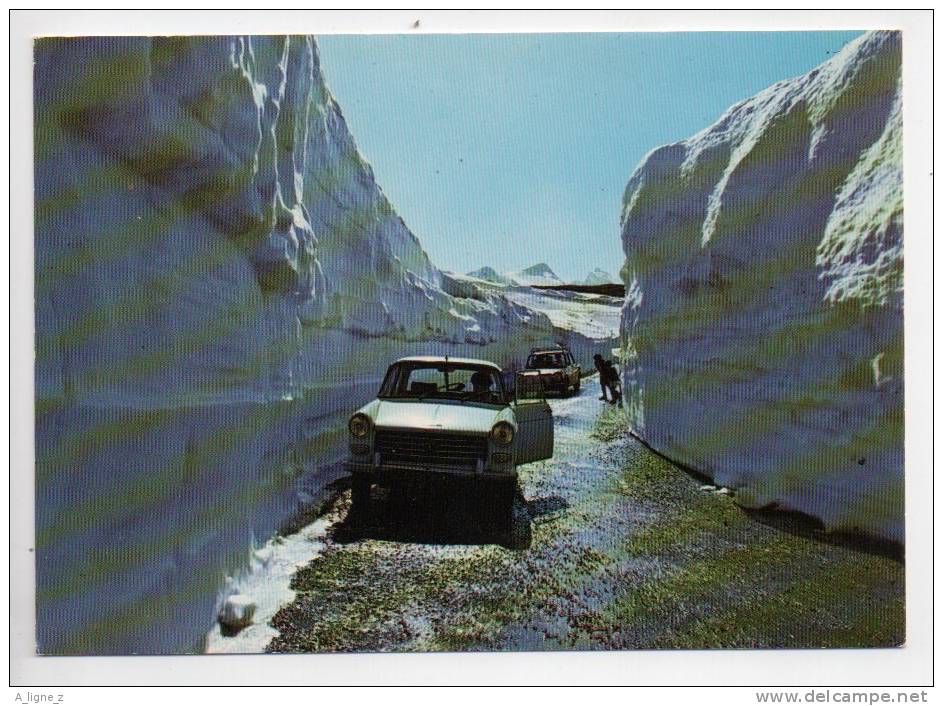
603 360 620 383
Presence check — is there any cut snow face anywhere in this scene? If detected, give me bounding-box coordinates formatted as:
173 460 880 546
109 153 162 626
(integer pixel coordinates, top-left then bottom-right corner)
32 35 592 655
618 30 903 542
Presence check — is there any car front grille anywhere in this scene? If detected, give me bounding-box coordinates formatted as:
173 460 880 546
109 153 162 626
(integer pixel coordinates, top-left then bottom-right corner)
375 429 488 469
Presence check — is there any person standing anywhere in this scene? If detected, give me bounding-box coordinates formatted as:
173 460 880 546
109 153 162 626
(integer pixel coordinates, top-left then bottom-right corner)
593 354 609 401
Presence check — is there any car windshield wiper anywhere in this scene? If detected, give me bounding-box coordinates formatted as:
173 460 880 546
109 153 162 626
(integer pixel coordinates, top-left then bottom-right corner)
461 390 495 404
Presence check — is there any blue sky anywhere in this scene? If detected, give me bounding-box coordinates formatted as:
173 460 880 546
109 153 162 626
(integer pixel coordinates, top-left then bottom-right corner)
316 31 863 283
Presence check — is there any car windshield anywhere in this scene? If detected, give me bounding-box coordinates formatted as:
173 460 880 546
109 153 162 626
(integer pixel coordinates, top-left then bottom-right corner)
378 363 507 404
527 352 566 369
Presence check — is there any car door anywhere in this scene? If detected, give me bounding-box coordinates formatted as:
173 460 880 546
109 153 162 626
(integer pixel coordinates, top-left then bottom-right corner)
512 372 554 463
565 352 578 385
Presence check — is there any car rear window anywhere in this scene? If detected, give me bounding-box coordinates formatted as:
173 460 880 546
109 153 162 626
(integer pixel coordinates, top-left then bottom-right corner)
527 352 565 368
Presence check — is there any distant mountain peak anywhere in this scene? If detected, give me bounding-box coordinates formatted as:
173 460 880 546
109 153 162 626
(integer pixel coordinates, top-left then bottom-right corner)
466 266 509 284
467 265 499 277
520 262 557 277
467 262 564 287
583 267 617 285
507 263 563 287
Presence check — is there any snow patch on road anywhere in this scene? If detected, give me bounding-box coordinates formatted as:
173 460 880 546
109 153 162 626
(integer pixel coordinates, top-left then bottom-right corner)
205 517 331 654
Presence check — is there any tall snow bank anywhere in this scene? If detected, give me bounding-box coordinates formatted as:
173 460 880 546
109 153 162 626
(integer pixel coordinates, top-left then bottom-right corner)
619 31 903 541
34 36 560 654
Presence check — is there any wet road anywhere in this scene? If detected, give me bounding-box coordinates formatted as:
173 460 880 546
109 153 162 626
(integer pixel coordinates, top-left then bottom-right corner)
263 377 904 652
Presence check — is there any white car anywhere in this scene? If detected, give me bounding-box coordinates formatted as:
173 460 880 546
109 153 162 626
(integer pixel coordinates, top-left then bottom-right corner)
344 356 554 529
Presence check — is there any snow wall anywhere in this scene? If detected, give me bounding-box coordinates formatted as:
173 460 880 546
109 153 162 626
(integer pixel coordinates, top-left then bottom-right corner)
34 36 603 654
619 31 903 542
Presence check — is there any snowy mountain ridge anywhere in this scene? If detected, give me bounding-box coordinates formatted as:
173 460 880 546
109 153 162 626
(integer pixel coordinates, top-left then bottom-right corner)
465 266 510 285
467 262 619 288
509 262 564 287
466 262 565 288
583 268 618 286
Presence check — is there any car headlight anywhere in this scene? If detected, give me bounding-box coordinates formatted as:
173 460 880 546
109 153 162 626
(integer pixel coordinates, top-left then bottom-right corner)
491 421 514 445
348 413 371 438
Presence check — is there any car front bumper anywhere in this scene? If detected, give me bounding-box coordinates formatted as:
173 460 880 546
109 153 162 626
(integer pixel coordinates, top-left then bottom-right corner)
344 460 516 482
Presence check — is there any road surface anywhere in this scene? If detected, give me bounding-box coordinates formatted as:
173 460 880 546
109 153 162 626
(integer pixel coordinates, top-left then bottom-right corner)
209 376 904 653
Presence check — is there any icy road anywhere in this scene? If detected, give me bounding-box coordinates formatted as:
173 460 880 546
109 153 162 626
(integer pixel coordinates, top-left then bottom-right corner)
208 376 903 653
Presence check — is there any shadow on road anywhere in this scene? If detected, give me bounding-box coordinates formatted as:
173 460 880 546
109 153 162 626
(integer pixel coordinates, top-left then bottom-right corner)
743 507 904 563
331 479 534 550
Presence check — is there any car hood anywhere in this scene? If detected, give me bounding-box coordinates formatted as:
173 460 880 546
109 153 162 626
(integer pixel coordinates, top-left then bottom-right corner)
530 368 566 375
370 400 508 434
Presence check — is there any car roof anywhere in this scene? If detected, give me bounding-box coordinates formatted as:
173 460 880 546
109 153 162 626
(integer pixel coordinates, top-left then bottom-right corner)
393 356 502 370
530 349 569 355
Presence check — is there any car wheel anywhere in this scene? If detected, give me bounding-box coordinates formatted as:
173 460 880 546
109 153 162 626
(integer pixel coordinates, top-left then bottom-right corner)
351 475 371 515
574 378 581 393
